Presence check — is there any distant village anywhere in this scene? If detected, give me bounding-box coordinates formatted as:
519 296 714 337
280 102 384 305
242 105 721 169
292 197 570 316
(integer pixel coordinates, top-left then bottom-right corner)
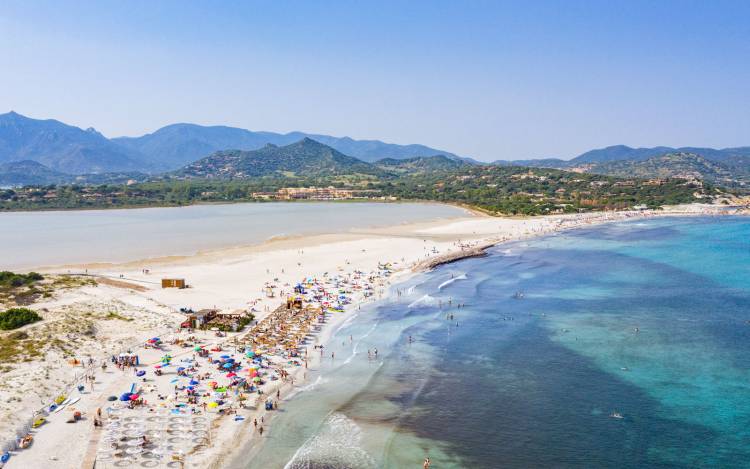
251 186 385 201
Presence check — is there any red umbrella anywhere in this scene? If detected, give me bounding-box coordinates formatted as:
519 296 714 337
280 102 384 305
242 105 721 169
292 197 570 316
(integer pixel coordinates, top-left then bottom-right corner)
129 394 139 401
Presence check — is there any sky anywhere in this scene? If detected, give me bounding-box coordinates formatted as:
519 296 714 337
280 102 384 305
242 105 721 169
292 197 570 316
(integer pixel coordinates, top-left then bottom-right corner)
1 1 748 161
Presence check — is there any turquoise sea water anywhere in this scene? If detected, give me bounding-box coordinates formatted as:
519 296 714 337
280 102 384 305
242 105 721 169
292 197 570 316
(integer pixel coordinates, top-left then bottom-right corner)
236 216 750 468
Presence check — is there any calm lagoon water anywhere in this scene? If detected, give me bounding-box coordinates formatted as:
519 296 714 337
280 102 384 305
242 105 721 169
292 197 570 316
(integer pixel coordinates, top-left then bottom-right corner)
0 202 467 269
238 216 750 469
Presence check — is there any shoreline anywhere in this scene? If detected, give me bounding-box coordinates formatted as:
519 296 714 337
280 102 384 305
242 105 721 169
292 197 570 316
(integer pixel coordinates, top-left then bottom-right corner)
190 206 744 468
0 197 465 215
11 203 473 273
0 203 741 469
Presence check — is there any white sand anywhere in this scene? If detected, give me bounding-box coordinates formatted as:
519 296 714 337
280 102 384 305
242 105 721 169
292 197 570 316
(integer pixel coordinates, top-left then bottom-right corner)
0 205 731 468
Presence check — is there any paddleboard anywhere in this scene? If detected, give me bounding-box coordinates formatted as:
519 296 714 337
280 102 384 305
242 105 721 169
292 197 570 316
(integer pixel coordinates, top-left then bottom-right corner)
68 397 81 406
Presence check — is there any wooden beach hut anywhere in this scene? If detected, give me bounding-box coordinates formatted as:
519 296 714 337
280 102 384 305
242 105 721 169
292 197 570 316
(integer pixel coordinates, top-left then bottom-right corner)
161 278 186 289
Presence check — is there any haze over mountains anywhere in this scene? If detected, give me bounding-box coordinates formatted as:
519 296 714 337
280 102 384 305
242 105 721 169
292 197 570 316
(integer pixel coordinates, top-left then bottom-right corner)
0 111 461 174
1 111 750 187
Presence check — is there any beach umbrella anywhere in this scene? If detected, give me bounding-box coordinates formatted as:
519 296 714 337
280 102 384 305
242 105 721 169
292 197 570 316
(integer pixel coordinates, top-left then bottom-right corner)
177 367 186 372
194 346 202 352
226 372 237 378
252 377 261 383
154 364 161 368
120 393 132 401
220 355 230 359
189 379 199 385
222 363 233 369
207 402 218 409
129 394 139 401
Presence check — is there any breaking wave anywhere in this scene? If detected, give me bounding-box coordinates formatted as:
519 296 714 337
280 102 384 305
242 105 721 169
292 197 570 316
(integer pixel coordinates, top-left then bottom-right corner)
438 273 467 290
284 413 377 469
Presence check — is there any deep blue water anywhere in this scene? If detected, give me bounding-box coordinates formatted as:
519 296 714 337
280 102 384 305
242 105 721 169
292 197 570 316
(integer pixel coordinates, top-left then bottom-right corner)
240 216 750 469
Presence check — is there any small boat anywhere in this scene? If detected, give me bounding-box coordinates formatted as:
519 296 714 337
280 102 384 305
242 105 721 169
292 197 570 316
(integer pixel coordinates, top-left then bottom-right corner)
609 411 624 419
512 291 524 299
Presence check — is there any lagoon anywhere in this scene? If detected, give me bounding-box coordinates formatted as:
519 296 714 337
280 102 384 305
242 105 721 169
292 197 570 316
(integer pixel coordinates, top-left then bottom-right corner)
0 202 468 270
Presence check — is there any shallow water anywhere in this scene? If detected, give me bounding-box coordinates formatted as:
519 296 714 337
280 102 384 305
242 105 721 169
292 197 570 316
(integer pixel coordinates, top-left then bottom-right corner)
0 202 467 269
236 216 750 469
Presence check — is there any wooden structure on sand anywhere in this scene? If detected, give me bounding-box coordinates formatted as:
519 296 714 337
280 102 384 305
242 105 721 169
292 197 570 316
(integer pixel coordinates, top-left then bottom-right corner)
161 278 186 289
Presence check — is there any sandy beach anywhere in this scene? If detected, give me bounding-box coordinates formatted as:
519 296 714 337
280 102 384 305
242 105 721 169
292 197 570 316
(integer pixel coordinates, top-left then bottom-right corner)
0 204 737 469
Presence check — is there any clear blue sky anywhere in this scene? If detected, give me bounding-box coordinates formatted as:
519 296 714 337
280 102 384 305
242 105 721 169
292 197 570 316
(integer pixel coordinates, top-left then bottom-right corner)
1 1 748 161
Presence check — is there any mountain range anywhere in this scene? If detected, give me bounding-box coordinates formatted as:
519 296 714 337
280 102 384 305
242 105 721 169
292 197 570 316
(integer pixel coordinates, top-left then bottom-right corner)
2 111 750 188
114 124 465 167
494 144 750 168
0 111 462 176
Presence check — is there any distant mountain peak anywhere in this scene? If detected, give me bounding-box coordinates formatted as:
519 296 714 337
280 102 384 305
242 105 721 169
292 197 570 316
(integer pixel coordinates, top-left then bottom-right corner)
0 111 154 174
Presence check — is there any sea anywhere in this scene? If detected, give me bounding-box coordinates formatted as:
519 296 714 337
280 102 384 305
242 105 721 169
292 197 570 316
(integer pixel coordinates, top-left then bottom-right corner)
235 216 750 469
0 202 467 270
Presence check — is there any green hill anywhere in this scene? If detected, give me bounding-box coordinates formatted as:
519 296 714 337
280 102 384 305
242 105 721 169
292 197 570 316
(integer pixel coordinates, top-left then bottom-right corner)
0 160 69 186
175 138 385 179
585 152 742 185
374 155 468 174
